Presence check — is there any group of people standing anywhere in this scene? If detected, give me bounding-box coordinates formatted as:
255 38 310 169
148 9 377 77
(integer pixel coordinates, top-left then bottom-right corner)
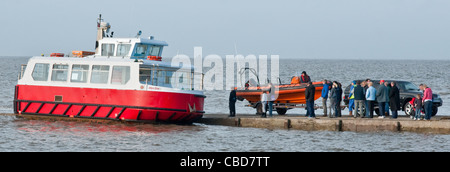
346 79 401 119
321 79 434 120
321 80 343 118
230 72 435 120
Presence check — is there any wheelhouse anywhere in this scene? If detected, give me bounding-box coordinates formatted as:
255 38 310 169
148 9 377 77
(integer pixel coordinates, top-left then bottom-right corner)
97 38 168 59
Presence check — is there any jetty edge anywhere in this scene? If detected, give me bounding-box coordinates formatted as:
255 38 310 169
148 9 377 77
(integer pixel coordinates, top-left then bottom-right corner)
1 113 449 134
197 114 450 134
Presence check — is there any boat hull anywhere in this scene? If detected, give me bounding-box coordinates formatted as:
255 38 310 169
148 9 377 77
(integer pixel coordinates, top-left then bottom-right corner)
14 85 205 124
236 82 324 104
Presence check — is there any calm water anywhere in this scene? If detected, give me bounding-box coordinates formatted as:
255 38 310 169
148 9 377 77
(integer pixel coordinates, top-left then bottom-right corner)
1 56 449 152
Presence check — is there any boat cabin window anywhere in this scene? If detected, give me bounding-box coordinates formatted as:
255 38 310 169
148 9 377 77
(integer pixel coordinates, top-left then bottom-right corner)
139 66 194 90
111 66 130 85
133 44 163 58
32 63 50 81
51 64 69 82
133 44 148 58
101 44 115 56
139 68 152 83
149 46 162 56
91 65 110 84
71 64 89 83
116 44 131 57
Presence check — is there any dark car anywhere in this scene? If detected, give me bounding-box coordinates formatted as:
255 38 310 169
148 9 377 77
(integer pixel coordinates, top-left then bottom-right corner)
343 80 443 117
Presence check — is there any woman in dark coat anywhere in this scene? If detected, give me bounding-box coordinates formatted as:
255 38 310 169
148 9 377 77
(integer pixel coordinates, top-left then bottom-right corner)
389 82 401 119
335 81 343 117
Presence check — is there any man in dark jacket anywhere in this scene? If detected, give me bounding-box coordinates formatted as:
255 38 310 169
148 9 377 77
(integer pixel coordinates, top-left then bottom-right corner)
353 81 366 118
389 82 401 119
336 82 343 117
229 90 237 117
376 80 389 118
305 82 316 118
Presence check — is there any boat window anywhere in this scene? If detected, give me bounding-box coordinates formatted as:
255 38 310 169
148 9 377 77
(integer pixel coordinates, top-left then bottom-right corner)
32 63 50 81
139 66 195 90
111 66 130 85
71 64 89 83
149 46 161 56
101 44 115 56
133 44 148 58
51 64 69 82
155 70 176 87
172 70 192 90
116 44 131 57
139 68 152 83
91 65 110 84
165 71 173 84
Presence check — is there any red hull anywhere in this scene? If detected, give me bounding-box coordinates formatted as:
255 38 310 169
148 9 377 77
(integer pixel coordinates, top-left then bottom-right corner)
14 85 205 124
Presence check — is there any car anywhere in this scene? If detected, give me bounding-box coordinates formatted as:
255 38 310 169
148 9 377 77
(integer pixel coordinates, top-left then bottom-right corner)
343 80 443 117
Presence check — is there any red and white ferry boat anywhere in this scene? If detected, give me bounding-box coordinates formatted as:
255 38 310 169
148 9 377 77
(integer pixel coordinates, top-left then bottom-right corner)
13 15 205 124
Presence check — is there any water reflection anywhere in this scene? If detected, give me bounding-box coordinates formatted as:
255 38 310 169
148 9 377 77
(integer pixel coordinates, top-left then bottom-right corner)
14 119 198 135
1 116 450 152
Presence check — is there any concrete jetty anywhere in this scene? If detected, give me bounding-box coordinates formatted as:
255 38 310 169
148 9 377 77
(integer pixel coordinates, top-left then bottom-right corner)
198 114 450 134
1 113 449 134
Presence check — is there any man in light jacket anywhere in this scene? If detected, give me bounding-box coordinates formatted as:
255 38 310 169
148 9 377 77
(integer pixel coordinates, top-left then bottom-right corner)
365 82 377 118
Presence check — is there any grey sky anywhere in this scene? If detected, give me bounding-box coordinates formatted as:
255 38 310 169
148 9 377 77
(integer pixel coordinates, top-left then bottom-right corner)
1 0 449 59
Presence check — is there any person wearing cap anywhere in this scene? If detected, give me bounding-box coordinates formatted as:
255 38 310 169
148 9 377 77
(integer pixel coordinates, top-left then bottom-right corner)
300 71 311 84
376 80 389 119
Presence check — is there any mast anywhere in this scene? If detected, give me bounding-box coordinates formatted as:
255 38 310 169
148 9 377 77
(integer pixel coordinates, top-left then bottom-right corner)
95 14 111 54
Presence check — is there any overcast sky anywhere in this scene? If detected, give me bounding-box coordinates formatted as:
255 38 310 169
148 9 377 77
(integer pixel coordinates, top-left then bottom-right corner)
1 0 449 59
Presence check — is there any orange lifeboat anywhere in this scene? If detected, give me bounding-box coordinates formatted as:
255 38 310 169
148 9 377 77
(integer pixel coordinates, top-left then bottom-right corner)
235 81 324 105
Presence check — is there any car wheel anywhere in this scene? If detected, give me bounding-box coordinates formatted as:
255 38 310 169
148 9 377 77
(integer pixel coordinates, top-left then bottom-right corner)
404 102 415 117
432 106 438 117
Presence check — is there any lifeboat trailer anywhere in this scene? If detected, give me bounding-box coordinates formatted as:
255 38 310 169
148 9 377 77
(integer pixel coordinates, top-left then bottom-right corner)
13 15 205 124
234 68 343 115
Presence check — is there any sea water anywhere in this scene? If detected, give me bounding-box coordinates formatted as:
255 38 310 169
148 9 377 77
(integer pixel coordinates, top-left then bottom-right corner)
1 56 449 152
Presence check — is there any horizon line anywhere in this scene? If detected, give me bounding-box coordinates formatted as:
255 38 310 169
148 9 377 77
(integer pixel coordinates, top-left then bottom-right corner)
0 55 449 61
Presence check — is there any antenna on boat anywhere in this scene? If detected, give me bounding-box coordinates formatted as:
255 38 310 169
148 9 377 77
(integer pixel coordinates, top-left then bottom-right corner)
96 14 111 54
136 30 142 38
